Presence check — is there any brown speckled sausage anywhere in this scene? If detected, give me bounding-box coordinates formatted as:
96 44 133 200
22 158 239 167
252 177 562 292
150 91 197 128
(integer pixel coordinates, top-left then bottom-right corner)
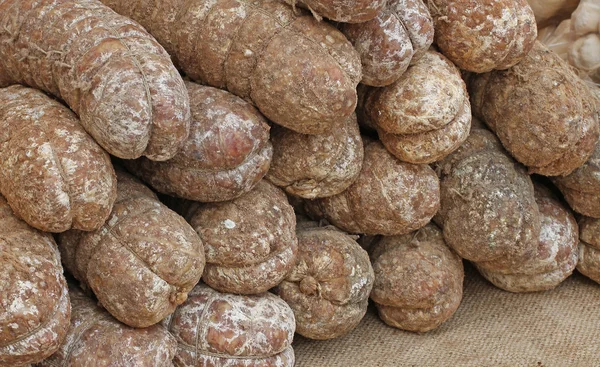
427 0 537 73
186 180 298 295
435 128 541 273
267 114 363 199
0 85 116 233
100 0 361 135
554 142 600 217
57 170 205 328
0 196 70 366
125 82 272 203
164 283 296 367
38 286 177 367
363 51 471 164
369 223 464 332
341 0 434 86
476 184 579 292
576 216 600 284
275 222 374 340
306 138 440 236
470 42 599 176
0 0 190 160
286 0 387 23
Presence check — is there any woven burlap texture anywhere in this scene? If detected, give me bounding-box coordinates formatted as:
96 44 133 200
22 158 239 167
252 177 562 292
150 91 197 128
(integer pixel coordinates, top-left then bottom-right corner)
294 265 600 367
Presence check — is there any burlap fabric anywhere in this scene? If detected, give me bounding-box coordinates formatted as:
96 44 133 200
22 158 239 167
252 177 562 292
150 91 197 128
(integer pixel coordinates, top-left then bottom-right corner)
294 265 600 366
